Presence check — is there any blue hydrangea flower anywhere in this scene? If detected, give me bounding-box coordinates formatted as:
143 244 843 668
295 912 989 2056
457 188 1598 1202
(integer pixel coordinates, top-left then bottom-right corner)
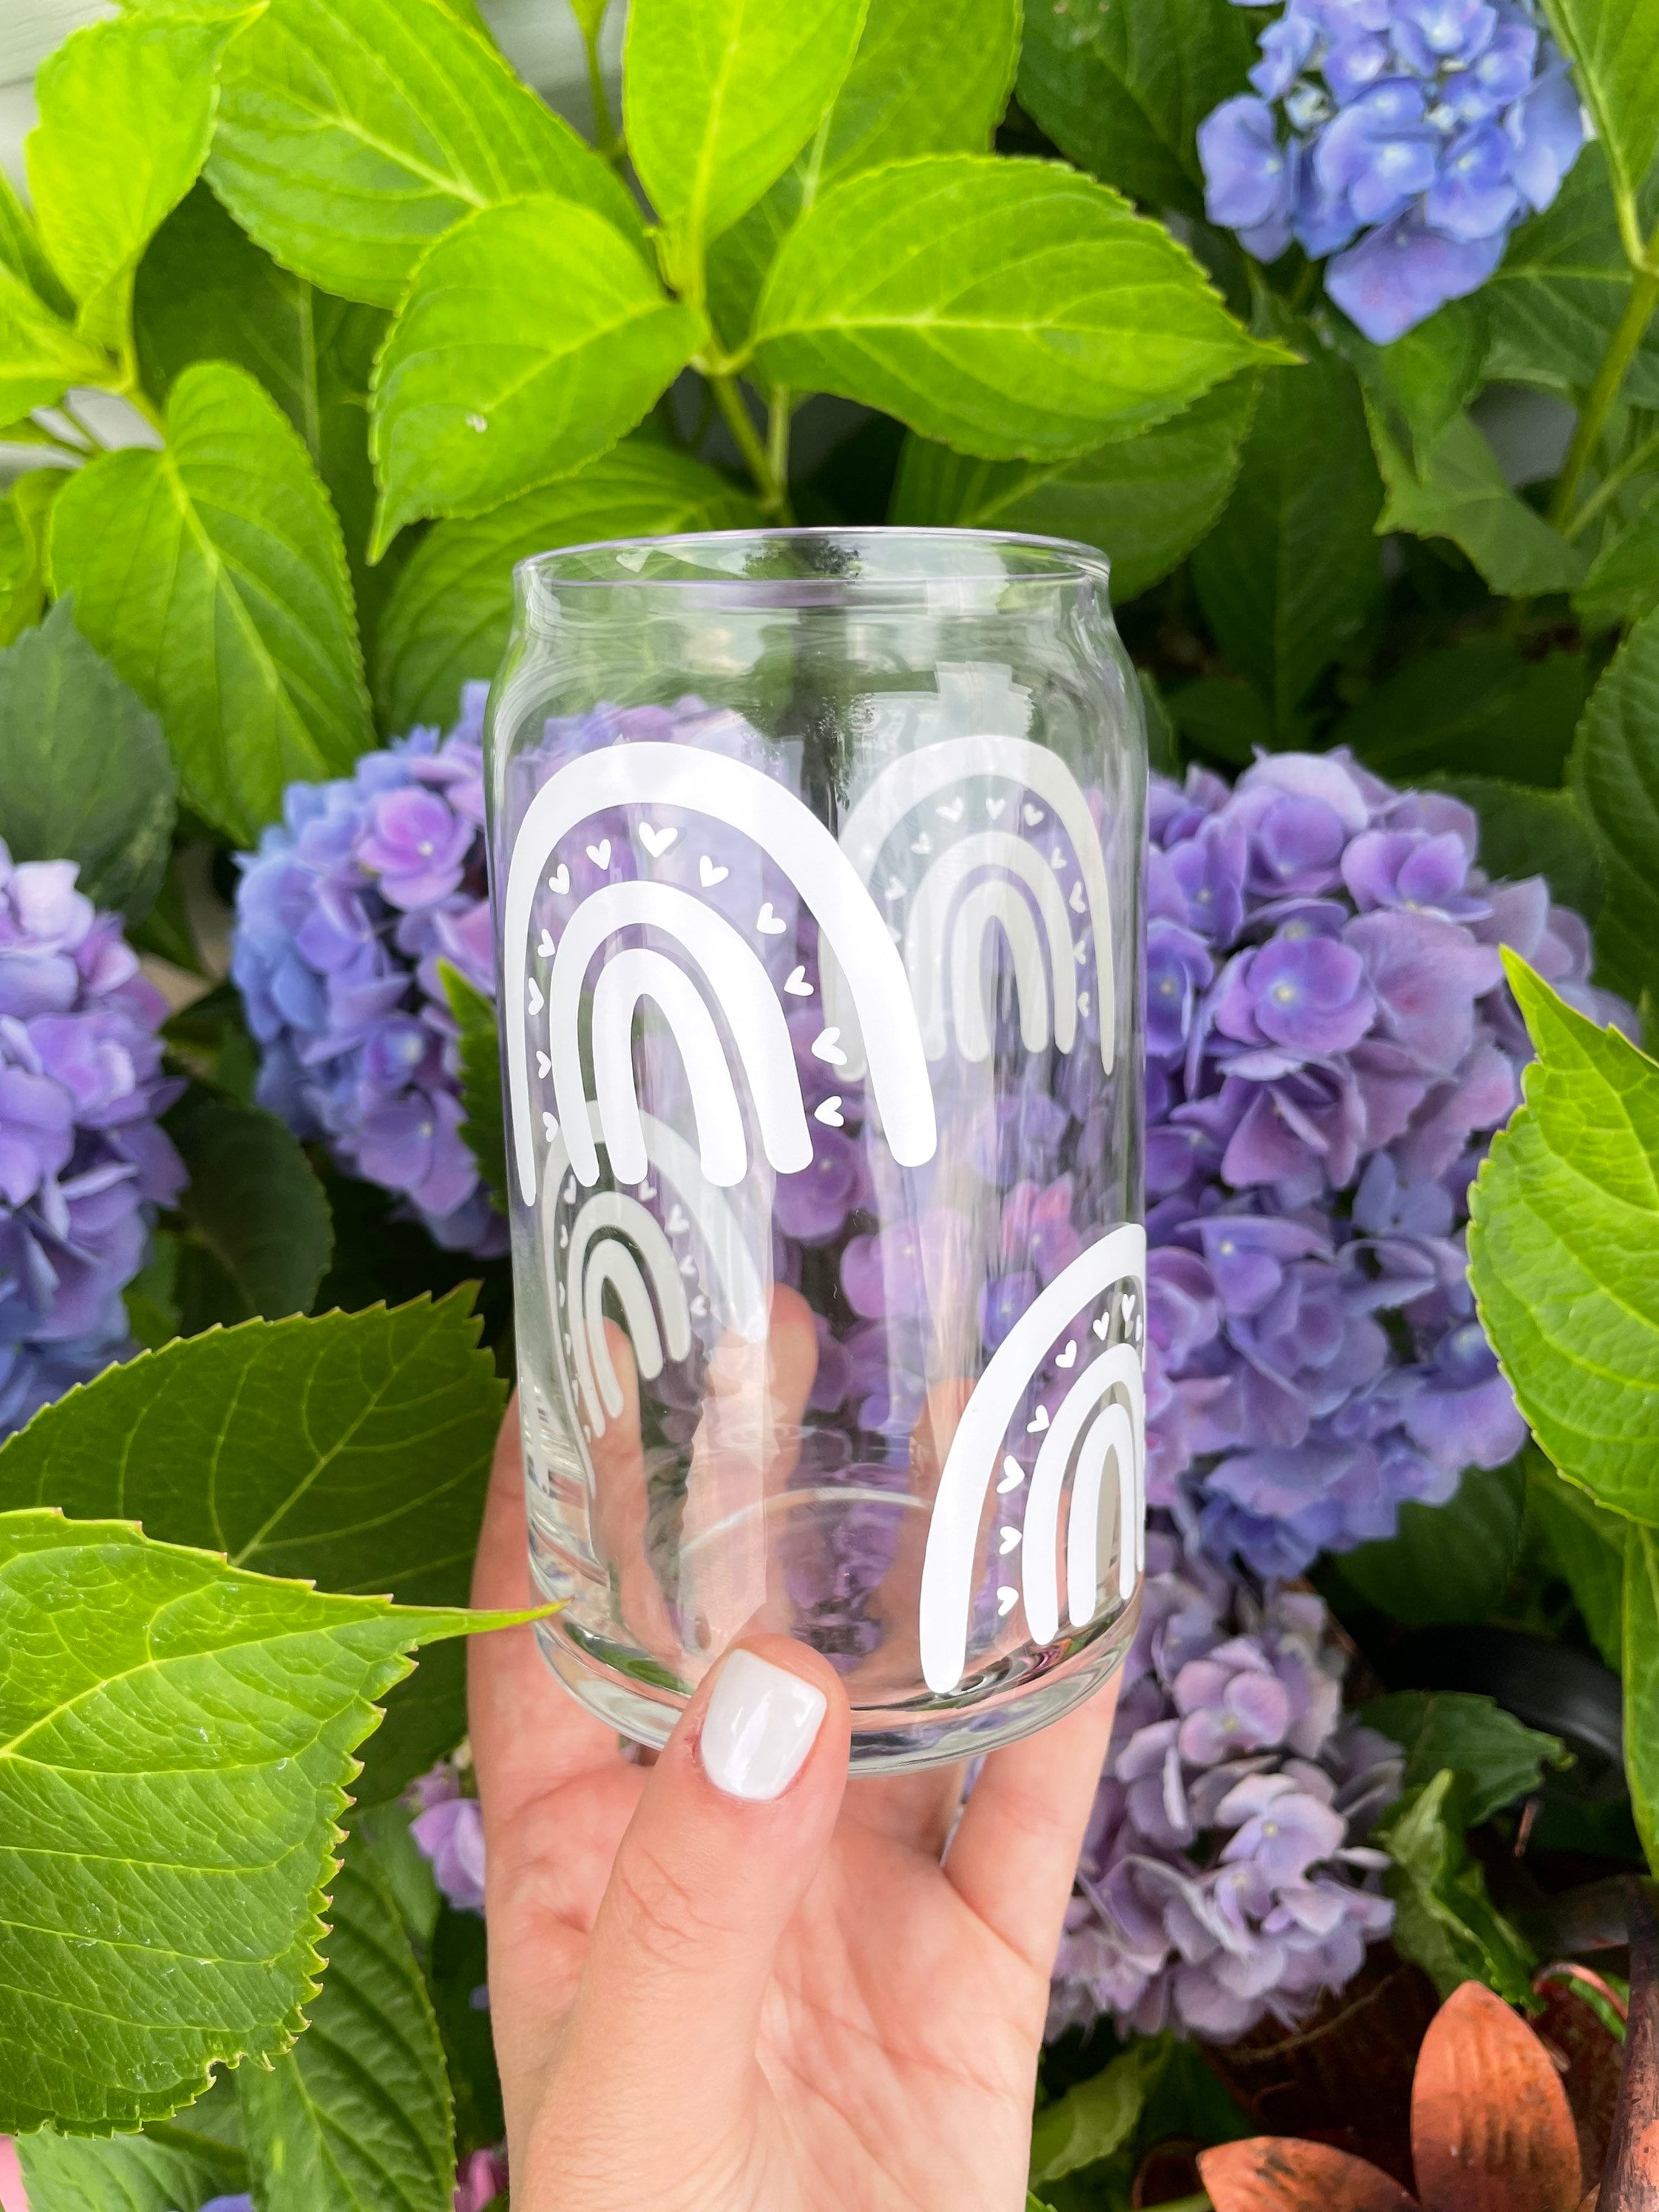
1143 749 1632 1578
231 688 505 1256
0 844 183 1440
1196 0 1585 341
1051 1528 1402 2040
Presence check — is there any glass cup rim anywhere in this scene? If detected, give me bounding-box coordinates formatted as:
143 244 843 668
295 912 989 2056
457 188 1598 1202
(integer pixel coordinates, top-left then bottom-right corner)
511 523 1115 597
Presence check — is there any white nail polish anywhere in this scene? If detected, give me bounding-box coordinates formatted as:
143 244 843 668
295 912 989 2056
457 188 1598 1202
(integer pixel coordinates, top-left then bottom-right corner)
700 1650 827 1802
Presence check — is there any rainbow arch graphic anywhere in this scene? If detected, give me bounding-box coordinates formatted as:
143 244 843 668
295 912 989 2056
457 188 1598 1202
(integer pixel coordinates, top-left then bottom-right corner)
503 742 937 1205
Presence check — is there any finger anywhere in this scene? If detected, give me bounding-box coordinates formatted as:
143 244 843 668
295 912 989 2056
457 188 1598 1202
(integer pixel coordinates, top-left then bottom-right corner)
945 1667 1121 1975
550 1635 850 2135
844 1762 968 1856
469 1394 620 1820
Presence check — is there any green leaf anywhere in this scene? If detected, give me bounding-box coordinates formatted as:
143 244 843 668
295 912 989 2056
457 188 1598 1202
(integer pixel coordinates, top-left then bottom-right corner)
753 155 1274 461
18 2123 242 2211
25 7 254 351
440 963 507 1214
49 359 372 844
1365 1690 1566 1825
1371 406 1588 596
1029 2041 1164 2186
1016 0 1258 216
169 1099 333 1327
1190 339 1381 727
376 437 760 730
1334 291 1490 453
1166 675 1273 766
206 0 641 311
0 1507 513 2132
1468 958 1659 1521
132 186 390 637
0 469 67 648
1539 0 1659 261
369 194 702 552
0 259 109 421
240 1831 454 2212
1570 608 1659 1006
1333 637 1589 788
1624 1522 1659 1870
427 1902 501 2151
1336 1460 1526 1627
1430 776 1604 923
625 0 868 281
1577 483 1659 632
890 374 1258 603
1483 146 1659 405
705 0 1021 350
1378 1769 1538 2004
0 164 71 317
1529 1450 1626 1669
0 595 177 920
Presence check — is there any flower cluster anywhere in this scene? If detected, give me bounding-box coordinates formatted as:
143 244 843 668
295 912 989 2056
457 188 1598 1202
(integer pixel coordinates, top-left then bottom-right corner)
409 1757 487 1914
1145 748 1628 1580
0 844 183 1440
1198 0 1584 342
231 687 503 1256
1051 1527 1401 2040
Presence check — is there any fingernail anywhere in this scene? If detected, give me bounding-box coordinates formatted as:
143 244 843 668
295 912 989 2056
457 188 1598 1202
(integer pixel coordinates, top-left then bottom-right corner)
700 1649 827 1802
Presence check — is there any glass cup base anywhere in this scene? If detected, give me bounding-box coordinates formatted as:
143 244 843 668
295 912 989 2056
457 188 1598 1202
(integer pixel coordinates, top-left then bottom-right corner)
529 1595 1140 1776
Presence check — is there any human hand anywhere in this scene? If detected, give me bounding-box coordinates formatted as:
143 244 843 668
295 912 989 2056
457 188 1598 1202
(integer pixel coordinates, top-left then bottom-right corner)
469 1398 1122 2212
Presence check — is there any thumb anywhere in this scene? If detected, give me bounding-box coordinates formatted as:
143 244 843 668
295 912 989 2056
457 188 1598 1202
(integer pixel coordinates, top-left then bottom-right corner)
554 1637 849 2131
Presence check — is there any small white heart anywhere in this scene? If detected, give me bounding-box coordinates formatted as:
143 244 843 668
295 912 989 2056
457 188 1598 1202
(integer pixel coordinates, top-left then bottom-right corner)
1023 804 1045 827
667 1205 689 1235
784 965 812 996
811 1025 847 1066
535 1050 552 1079
1074 940 1088 966
1093 1314 1110 1340
563 1175 577 1202
580 1421 591 1441
999 1526 1022 1555
1056 1340 1077 1369
639 823 677 858
639 1181 656 1200
679 1256 697 1277
1070 880 1086 914
1078 989 1091 1018
526 978 544 1014
909 832 932 855
690 1294 709 1317
997 1457 1025 1494
537 928 556 959
700 855 730 888
985 797 1007 821
1050 845 1067 869
936 796 965 823
587 838 611 869
557 1224 569 1249
997 1585 1020 1617
883 875 906 901
756 900 785 934
556 1280 566 1306
1027 1406 1051 1434
814 1095 845 1128
547 864 569 896
563 1332 571 1352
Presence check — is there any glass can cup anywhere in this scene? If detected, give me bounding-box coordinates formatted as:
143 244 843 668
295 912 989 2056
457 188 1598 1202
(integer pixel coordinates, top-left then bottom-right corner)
485 528 1146 1772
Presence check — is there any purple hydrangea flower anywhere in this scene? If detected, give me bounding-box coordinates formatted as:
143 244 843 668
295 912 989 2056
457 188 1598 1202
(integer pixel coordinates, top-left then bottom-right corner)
1144 747 1630 1578
1050 1529 1401 2042
231 689 506 1255
0 844 183 1439
1198 0 1585 340
411 1785 486 1913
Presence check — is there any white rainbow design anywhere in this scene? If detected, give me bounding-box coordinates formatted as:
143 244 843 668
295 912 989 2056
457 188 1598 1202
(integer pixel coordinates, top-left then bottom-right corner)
540 1105 767 1442
825 732 1115 1080
503 742 937 1204
919 1225 1146 1696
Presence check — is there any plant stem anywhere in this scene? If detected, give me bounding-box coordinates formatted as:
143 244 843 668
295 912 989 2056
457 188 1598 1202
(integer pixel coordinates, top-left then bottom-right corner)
1549 234 1659 529
583 25 620 163
1564 422 1659 540
767 384 791 506
708 370 790 519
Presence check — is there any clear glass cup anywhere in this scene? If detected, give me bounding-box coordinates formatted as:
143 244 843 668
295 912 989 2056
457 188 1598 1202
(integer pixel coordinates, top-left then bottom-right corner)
485 527 1145 1772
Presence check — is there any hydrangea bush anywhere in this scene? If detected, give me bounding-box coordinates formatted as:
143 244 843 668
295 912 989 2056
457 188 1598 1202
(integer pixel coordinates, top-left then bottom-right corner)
3 0 1659 2193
